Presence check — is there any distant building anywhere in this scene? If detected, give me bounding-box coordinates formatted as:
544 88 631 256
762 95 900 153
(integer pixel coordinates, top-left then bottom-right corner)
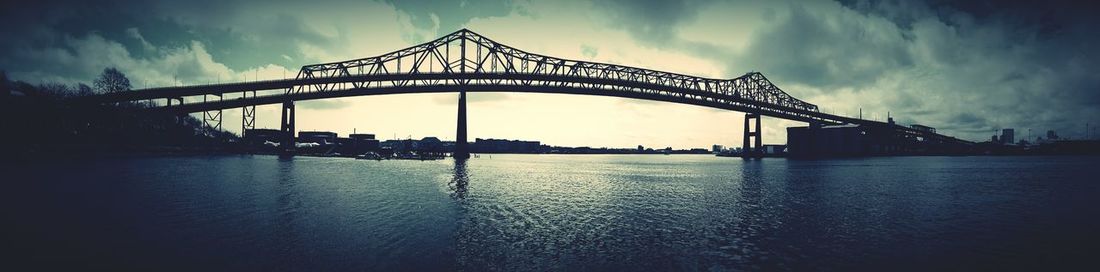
473 138 541 153
787 124 902 157
350 133 375 140
762 144 786 155
244 128 281 146
346 133 379 154
992 135 999 143
910 124 936 134
712 144 724 153
419 137 443 152
299 131 337 144
1047 130 1059 140
1001 129 1015 145
382 139 419 152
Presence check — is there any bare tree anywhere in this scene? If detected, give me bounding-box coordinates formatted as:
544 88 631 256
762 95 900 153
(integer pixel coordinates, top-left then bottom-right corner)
39 83 72 98
93 67 131 94
0 70 8 96
75 83 94 97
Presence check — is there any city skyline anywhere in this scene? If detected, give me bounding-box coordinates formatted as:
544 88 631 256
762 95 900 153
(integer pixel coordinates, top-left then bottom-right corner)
2 0 1098 148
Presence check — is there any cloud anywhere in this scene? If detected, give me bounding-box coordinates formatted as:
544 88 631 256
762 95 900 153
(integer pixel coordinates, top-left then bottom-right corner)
125 28 156 52
566 0 1100 141
298 99 351 110
580 45 598 58
593 0 714 46
2 0 1098 145
381 0 513 34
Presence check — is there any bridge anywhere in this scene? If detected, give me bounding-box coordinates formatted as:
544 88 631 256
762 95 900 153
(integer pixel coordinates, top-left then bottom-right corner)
86 29 969 158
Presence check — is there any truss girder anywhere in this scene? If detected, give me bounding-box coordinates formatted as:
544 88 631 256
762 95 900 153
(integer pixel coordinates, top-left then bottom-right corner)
291 29 817 113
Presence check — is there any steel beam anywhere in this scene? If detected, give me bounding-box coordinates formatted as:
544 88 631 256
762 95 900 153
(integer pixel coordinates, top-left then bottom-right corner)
242 90 256 137
202 93 222 136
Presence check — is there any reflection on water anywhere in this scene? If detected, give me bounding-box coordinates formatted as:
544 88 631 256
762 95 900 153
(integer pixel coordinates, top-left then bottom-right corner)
3 155 1100 270
450 159 469 200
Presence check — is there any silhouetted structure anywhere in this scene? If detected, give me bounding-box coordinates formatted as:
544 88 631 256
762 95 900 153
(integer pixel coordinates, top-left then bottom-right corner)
299 131 337 144
81 29 971 158
473 138 541 153
1002 129 1015 145
347 133 380 154
243 128 281 150
788 122 972 157
911 124 935 134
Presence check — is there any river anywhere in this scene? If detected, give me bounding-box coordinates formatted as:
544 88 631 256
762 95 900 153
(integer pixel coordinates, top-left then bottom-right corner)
4 155 1098 270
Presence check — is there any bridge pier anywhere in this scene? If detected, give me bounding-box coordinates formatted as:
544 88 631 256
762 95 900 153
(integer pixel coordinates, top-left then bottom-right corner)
166 97 183 124
454 91 470 159
280 101 295 156
743 113 762 158
242 90 256 137
202 94 222 136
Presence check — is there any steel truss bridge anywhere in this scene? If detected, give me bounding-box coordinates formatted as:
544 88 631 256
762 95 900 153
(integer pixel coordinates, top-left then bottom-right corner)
87 29 969 158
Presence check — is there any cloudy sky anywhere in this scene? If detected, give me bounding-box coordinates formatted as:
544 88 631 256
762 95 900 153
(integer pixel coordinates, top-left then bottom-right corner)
2 0 1098 148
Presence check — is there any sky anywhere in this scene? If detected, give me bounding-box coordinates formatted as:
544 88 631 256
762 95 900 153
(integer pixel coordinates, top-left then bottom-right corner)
2 0 1098 148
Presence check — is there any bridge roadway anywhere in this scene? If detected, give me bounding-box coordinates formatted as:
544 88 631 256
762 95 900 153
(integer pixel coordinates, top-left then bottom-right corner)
84 75 968 152
88 73 860 125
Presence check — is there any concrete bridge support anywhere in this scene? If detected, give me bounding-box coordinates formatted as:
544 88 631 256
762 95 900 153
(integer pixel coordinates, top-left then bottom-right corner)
280 101 295 155
454 91 470 159
743 113 762 158
166 97 184 125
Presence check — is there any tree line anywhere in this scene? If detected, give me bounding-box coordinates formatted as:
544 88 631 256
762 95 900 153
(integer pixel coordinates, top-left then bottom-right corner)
1 67 237 159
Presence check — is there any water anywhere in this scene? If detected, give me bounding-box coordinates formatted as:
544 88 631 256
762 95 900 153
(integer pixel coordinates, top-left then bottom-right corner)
4 155 1099 271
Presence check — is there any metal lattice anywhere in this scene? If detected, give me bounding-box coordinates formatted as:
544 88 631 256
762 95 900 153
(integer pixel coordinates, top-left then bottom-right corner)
289 29 819 118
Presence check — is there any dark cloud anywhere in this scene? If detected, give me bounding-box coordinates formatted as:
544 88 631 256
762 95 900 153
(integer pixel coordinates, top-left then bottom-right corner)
580 0 1098 140
382 0 513 34
593 0 713 46
735 3 913 90
2 0 1098 142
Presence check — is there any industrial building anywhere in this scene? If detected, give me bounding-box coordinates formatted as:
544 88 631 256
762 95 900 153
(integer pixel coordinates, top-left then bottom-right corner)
1001 129 1015 145
299 131 338 144
472 138 542 153
787 124 894 157
788 121 972 157
345 134 380 155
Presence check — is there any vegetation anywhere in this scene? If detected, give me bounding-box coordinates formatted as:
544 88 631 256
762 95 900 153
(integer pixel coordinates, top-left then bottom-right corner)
0 68 238 159
92 67 132 94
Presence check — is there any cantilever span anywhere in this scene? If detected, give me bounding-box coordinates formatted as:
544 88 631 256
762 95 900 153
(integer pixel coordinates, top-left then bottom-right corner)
86 29 965 157
91 29 829 121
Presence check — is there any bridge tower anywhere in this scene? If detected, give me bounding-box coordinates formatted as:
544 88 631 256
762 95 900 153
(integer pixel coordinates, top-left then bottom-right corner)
280 101 295 155
453 32 471 160
454 91 470 159
166 97 184 124
743 113 763 158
